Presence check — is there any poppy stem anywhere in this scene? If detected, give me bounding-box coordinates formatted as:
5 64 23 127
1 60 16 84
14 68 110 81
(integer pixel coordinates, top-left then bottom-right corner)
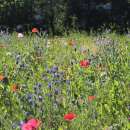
67 122 71 130
36 32 41 38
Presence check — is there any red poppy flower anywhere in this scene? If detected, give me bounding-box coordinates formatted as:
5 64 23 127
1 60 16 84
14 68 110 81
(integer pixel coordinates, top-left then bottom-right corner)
0 75 4 81
80 60 90 68
64 113 77 121
88 96 96 102
32 28 39 33
11 84 20 92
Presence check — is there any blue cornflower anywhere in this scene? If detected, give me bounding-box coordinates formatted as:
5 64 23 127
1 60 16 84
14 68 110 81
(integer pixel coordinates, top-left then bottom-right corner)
27 94 33 103
48 82 52 89
54 88 60 95
19 121 25 126
51 66 58 73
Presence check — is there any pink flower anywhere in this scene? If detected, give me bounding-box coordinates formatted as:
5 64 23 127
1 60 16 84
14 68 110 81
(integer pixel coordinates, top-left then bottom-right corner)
21 123 33 130
21 118 41 130
27 118 41 129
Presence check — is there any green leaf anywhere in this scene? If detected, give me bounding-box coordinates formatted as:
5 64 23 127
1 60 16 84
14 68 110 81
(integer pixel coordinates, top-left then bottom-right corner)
58 127 63 130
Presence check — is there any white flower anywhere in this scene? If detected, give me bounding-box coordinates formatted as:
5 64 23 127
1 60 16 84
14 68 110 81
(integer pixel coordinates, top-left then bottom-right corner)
63 42 68 46
17 33 24 38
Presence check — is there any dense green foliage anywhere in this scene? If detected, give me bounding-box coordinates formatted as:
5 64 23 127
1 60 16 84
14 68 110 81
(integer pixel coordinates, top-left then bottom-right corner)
0 0 129 34
0 0 67 34
0 33 129 130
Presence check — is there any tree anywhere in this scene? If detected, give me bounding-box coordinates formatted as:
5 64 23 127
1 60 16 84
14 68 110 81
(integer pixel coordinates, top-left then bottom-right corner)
39 0 67 35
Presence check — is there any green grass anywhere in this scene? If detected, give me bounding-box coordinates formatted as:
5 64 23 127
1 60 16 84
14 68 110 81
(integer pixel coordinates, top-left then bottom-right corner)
0 32 129 130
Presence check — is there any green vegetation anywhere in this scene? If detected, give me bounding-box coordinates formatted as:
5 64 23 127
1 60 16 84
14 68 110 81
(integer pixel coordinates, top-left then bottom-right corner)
0 33 129 130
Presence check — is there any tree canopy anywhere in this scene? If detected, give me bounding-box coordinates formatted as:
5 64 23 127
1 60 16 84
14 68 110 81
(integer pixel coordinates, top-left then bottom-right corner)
0 0 129 34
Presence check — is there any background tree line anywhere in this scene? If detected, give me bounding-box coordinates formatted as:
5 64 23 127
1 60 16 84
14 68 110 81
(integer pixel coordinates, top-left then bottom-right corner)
0 0 130 34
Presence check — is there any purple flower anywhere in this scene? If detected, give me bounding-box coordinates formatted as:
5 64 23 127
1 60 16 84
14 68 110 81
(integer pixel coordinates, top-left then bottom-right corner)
27 94 33 103
54 88 60 95
48 82 52 89
51 66 58 73
19 121 25 126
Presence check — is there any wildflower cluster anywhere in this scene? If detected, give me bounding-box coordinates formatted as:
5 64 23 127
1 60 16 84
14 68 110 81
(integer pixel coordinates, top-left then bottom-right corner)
0 33 129 130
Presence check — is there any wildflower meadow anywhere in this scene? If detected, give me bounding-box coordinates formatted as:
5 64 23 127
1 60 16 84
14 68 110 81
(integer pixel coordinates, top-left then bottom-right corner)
0 31 130 130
